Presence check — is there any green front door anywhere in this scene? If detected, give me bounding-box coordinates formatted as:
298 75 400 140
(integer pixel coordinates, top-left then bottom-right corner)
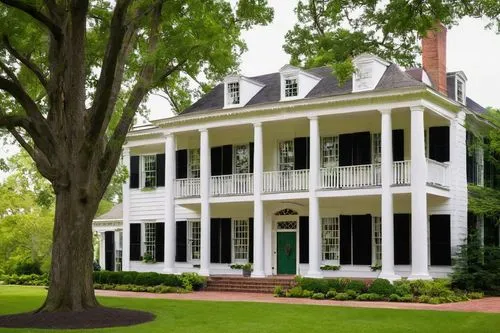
277 232 297 275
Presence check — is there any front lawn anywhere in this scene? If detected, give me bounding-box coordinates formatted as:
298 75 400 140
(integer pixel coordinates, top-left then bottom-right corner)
0 286 499 333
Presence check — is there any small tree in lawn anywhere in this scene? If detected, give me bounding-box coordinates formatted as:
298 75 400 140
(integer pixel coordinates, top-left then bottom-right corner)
0 0 273 313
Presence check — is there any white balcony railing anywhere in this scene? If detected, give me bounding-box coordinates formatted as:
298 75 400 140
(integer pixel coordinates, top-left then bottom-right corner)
320 163 381 189
263 169 309 193
427 159 449 187
175 178 200 198
393 160 411 185
211 173 253 196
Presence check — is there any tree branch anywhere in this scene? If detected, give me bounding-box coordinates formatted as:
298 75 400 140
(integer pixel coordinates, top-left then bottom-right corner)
87 0 135 143
0 0 62 38
2 35 48 90
0 113 28 128
0 59 20 85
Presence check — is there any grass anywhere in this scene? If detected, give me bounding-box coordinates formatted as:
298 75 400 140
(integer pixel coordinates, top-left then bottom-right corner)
0 286 499 332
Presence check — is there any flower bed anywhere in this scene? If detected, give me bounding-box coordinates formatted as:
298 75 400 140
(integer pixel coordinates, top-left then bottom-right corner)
273 277 483 304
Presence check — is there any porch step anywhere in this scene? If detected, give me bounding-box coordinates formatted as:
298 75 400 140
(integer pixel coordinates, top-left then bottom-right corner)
205 276 296 293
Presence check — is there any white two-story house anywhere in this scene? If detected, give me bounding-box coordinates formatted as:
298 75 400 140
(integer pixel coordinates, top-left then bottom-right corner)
94 25 497 280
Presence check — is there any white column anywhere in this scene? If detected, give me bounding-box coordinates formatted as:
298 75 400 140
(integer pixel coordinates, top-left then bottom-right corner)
99 232 106 270
122 147 131 271
378 109 399 281
252 123 265 277
409 106 431 280
199 128 211 276
163 133 176 273
307 116 322 278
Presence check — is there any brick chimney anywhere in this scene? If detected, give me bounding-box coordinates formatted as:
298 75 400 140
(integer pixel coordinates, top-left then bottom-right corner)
422 23 447 95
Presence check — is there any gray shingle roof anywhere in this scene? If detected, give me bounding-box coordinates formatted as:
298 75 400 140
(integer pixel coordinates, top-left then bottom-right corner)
181 64 424 116
94 203 123 221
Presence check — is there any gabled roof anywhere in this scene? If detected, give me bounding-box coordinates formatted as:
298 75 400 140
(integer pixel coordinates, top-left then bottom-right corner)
94 203 123 221
181 64 424 116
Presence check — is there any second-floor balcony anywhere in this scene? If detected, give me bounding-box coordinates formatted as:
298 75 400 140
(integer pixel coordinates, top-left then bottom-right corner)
174 160 448 199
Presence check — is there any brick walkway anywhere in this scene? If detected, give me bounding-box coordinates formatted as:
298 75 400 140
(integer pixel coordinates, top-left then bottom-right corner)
95 290 500 314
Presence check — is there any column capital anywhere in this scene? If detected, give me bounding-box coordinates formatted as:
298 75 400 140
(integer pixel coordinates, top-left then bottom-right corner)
199 128 208 133
308 115 318 121
410 105 425 113
379 108 392 115
253 122 262 128
122 147 130 156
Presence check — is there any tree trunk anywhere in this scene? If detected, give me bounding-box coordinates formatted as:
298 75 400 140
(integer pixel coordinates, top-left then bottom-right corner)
38 184 99 312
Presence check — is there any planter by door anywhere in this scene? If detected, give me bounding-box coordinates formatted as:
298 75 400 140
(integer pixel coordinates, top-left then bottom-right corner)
277 232 296 275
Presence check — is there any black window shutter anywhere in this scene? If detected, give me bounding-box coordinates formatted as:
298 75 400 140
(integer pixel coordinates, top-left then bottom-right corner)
353 132 371 165
339 215 352 264
429 126 450 162
392 129 404 162
129 223 141 260
222 145 233 175
299 216 309 263
249 142 254 173
175 150 188 179
248 218 254 262
156 154 165 187
352 214 372 265
220 218 232 263
155 223 165 262
104 231 115 271
175 221 187 262
211 147 222 176
430 215 451 265
294 137 309 170
339 134 353 166
394 214 411 265
130 156 139 188
210 218 221 263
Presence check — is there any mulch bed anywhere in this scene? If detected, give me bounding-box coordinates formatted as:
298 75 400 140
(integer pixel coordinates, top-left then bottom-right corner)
0 307 155 329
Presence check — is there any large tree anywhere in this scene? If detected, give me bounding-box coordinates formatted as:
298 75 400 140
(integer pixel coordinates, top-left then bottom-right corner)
284 0 500 81
0 0 273 312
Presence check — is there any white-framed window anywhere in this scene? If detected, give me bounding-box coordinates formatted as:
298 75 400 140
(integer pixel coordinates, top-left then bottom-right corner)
322 217 340 261
234 144 250 174
456 78 465 104
188 220 201 261
188 149 200 178
278 140 294 171
233 218 249 261
372 217 382 265
284 77 298 97
142 155 156 188
321 136 339 168
371 133 381 164
144 222 156 260
227 82 240 105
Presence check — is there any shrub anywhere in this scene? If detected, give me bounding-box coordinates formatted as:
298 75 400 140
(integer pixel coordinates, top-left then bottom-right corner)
273 285 285 297
328 278 351 293
345 289 358 299
134 272 164 286
389 294 401 302
356 293 383 301
421 279 454 297
296 277 329 293
120 271 139 285
452 231 500 295
14 261 42 275
92 271 188 287
393 280 411 296
428 297 442 304
286 286 304 298
467 292 484 299
320 265 340 271
368 279 395 296
0 274 48 286
326 289 337 299
181 272 206 291
346 280 367 294
417 295 431 303
311 292 325 300
399 294 414 302
334 292 350 301
302 290 314 298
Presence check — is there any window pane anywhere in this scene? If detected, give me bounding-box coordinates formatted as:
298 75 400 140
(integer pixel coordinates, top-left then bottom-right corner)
189 149 200 178
145 222 156 261
233 219 249 260
322 217 339 261
234 145 249 174
227 82 240 104
321 136 339 168
285 78 298 97
143 155 156 188
371 133 381 164
279 140 294 171
190 220 201 260
372 217 382 265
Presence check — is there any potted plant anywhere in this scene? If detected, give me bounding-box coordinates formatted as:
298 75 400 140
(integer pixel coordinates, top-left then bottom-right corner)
242 263 252 277
142 252 155 263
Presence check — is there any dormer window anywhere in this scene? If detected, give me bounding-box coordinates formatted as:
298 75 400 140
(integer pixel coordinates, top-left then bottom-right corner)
456 78 465 104
227 82 240 105
284 77 298 97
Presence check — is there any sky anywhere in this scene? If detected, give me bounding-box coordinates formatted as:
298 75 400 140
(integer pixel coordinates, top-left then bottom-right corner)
147 0 500 120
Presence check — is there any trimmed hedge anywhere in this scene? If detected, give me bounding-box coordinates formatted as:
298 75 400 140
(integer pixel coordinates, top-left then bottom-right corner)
92 271 206 290
0 274 48 286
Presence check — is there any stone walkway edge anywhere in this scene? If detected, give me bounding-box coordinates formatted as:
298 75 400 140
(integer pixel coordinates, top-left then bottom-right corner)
95 290 500 314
